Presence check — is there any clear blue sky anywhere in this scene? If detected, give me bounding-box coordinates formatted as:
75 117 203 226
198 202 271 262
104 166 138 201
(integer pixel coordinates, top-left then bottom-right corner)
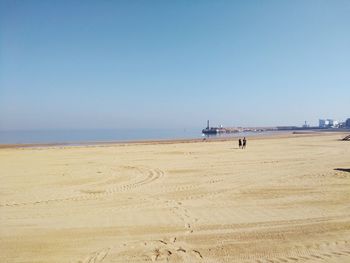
1 0 349 130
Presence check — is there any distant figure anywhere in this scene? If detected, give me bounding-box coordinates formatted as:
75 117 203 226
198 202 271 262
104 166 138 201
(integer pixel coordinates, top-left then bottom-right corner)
243 137 247 149
238 139 242 149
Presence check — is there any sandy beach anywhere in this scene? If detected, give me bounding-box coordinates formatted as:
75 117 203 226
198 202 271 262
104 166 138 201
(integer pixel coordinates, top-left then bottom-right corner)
1 133 349 263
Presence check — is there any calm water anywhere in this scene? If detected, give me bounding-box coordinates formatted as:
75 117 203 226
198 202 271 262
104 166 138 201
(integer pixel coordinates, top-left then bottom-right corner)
0 129 288 145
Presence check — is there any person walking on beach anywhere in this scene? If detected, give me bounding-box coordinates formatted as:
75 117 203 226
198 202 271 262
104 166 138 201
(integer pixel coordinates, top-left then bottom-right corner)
238 138 242 149
243 137 247 149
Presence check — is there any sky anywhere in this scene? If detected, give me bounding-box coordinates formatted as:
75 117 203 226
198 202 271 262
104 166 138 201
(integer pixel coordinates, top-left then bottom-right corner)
1 0 349 130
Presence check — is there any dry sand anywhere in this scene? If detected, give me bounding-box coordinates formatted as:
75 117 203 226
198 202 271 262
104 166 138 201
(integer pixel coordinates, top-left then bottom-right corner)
1 133 350 263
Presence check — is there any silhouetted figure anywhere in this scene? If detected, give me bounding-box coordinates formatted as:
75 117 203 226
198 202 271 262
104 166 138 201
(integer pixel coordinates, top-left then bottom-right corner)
238 139 242 149
243 137 247 149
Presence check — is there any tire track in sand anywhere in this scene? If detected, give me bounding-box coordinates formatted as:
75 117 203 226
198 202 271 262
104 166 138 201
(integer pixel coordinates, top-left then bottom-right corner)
79 247 110 263
0 166 164 208
251 239 350 262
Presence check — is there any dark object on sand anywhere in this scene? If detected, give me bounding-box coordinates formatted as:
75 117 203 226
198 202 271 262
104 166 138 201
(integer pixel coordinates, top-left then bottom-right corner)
243 137 247 149
238 139 242 149
334 168 350 173
342 135 350 141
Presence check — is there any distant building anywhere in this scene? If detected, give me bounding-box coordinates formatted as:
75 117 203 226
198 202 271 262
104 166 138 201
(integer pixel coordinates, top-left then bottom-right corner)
327 119 335 127
302 121 309 128
319 119 339 128
319 119 328 128
346 118 350 128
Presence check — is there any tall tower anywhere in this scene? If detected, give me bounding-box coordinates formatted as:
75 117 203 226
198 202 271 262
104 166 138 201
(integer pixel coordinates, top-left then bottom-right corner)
207 120 210 129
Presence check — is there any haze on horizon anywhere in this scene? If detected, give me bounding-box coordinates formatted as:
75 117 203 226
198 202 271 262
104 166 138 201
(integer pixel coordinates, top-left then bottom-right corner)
0 0 349 131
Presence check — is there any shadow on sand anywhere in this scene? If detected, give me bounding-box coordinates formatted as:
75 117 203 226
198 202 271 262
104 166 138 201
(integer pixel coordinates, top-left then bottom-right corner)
334 168 350 173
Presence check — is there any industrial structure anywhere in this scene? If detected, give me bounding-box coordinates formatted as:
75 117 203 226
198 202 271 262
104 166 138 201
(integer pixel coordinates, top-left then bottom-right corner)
319 119 339 128
202 120 226 134
346 118 350 128
202 117 350 135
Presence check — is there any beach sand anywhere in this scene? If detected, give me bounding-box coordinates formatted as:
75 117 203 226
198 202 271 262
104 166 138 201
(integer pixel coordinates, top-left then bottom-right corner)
1 133 350 262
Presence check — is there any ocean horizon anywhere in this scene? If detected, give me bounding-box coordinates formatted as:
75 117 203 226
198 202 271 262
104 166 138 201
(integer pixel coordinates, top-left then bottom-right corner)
0 128 286 145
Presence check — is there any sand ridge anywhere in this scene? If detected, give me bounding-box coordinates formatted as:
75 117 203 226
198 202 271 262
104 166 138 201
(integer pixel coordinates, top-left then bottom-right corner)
1 133 350 262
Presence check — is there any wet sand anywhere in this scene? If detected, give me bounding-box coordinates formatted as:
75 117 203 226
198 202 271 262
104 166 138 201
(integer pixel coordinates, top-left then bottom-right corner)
1 133 350 262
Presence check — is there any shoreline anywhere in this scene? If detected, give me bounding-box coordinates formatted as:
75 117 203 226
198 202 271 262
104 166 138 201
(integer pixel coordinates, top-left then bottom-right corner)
0 130 348 149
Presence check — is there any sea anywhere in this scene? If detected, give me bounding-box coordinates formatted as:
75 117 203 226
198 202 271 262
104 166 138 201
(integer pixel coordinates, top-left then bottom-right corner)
0 128 287 145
